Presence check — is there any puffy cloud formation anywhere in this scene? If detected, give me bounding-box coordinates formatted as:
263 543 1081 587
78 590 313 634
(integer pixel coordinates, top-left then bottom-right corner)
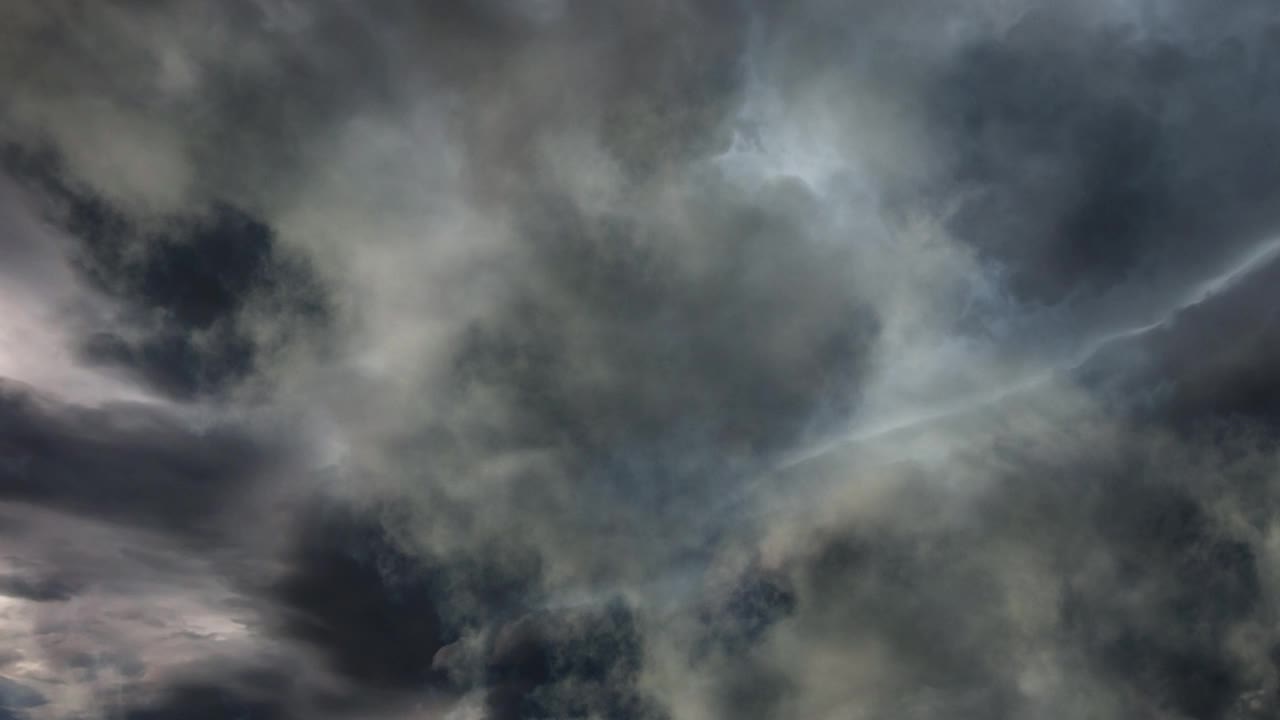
4 2 1280 718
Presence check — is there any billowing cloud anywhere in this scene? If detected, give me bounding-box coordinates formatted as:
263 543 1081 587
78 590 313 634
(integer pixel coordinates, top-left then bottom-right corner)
4 2 1280 719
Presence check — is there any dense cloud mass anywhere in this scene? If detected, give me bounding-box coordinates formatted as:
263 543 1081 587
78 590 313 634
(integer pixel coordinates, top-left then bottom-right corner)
5 1 1280 718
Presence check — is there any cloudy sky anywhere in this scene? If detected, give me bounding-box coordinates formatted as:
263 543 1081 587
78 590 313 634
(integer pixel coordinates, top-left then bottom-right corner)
4 1 1280 718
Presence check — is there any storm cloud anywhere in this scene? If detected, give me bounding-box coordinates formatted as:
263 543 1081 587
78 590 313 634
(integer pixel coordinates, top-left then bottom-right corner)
5 1 1280 718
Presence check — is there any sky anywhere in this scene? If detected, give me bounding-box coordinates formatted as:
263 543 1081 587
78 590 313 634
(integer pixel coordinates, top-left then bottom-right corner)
4 1 1280 718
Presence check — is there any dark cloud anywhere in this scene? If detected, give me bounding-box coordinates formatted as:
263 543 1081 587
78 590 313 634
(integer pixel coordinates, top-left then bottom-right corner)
121 683 289 720
1066 485 1260 719
0 381 284 538
696 565 795 656
793 531 1020 717
689 566 797 720
925 5 1280 307
0 1 406 208
453 183 877 522
0 571 80 603
3 146 329 400
204 498 670 718
408 0 751 191
0 677 46 713
740 422 1277 719
1044 448 1273 719
480 600 666 720
6 2 1280 719
268 502 457 694
1076 243 1280 429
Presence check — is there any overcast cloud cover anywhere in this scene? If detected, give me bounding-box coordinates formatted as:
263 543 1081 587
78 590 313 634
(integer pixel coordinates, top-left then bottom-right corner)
5 1 1280 718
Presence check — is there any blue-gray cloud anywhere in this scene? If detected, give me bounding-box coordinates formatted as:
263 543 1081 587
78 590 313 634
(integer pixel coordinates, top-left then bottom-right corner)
4 2 1280 719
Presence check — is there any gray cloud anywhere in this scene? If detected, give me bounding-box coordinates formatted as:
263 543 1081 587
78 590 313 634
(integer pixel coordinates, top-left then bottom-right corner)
4 2 1280 719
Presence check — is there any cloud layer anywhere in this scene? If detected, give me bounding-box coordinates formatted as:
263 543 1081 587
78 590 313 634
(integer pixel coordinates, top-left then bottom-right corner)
5 2 1280 718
